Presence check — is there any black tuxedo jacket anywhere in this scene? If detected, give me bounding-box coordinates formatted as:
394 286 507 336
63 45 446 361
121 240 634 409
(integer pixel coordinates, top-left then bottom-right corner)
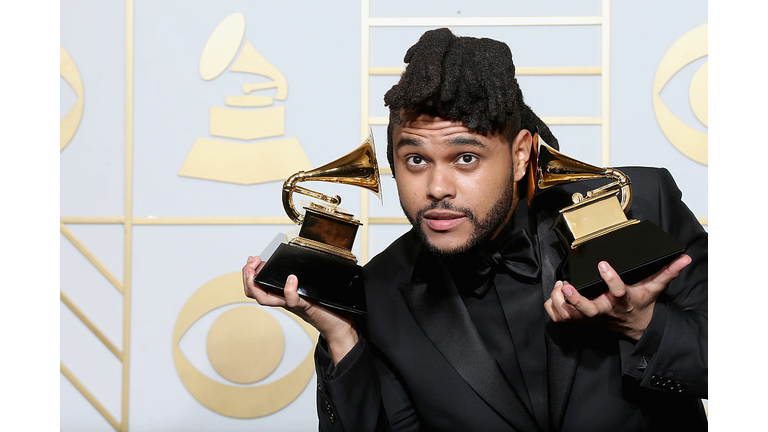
315 167 707 431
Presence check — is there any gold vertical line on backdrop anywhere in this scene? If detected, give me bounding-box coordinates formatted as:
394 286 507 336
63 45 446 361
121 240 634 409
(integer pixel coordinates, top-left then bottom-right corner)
360 0 371 264
602 0 611 166
122 0 134 430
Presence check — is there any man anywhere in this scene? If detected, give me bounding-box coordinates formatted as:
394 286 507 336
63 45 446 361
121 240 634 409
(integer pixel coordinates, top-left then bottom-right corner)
242 28 707 431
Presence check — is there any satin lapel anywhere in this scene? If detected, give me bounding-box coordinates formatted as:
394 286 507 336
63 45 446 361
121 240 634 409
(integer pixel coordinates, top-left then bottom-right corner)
535 203 579 432
398 252 539 432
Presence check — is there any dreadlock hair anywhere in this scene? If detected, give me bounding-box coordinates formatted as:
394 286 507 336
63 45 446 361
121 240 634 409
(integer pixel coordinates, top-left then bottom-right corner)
384 28 559 176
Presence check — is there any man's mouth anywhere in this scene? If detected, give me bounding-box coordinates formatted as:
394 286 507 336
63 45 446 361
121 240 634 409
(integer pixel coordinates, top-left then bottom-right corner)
422 210 467 231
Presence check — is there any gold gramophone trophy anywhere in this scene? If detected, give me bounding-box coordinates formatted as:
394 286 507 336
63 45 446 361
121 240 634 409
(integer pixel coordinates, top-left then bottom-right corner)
527 134 686 299
254 131 381 313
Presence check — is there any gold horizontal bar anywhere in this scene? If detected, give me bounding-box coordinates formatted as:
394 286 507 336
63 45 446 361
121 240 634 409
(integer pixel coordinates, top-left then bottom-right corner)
369 16 602 27
60 217 125 224
369 116 388 125
370 66 601 76
518 67 602 75
370 67 404 75
132 217 294 225
61 224 124 294
380 166 392 176
372 116 601 126
61 291 123 360
698 217 708 226
61 362 121 431
369 217 409 225
541 116 602 125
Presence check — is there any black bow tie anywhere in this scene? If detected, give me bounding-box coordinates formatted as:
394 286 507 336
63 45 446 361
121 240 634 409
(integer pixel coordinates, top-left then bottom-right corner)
469 228 541 297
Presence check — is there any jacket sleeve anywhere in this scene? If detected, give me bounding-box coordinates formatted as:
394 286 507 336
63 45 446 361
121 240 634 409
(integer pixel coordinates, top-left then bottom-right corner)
618 168 708 398
315 336 419 432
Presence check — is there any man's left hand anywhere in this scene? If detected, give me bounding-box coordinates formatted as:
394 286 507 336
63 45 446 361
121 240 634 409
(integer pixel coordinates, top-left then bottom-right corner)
544 254 692 340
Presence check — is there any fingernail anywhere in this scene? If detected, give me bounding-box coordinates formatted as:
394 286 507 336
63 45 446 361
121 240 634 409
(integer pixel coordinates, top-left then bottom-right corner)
287 275 297 285
563 286 573 297
598 261 609 273
555 280 563 288
247 256 254 263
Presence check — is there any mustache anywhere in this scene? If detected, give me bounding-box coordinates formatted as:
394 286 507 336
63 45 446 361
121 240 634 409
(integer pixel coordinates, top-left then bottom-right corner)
414 201 478 224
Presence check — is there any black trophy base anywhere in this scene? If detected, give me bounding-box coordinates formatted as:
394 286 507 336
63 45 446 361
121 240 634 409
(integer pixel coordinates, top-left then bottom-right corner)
254 243 366 314
561 220 686 299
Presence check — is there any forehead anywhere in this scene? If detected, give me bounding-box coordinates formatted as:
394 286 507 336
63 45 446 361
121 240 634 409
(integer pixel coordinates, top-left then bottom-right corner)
393 114 507 149
395 114 468 136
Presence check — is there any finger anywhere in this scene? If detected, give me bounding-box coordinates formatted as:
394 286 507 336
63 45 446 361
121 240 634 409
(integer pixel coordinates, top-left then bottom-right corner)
283 275 303 309
551 281 584 321
598 261 629 301
549 282 569 320
245 282 287 307
643 254 692 293
242 257 257 292
560 283 600 318
242 256 263 292
255 259 266 274
243 258 287 307
244 255 261 271
543 298 561 322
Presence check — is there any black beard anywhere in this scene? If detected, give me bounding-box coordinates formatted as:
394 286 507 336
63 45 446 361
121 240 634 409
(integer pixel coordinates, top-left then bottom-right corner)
400 177 516 258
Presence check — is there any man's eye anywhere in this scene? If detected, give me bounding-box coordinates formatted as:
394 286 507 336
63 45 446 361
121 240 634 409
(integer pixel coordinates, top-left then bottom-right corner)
457 154 478 165
407 155 425 166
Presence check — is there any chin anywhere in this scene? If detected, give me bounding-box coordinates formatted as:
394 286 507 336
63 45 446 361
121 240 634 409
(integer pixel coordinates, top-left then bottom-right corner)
421 231 475 257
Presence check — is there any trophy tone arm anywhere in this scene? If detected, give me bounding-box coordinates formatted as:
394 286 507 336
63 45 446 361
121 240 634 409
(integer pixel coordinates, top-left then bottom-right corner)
282 172 342 224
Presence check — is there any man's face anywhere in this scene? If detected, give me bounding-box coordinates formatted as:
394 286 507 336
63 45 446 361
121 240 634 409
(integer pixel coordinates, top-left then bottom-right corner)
393 114 531 256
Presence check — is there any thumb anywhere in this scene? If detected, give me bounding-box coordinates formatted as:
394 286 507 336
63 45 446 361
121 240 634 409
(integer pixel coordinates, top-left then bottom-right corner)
643 254 692 293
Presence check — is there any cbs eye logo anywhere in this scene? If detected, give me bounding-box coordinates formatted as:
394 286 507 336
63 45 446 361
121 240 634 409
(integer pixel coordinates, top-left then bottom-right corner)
60 45 84 152
173 272 318 418
653 23 708 165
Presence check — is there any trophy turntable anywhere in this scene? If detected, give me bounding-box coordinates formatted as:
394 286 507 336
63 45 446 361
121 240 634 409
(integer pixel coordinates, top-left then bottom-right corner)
254 131 381 313
527 134 686 299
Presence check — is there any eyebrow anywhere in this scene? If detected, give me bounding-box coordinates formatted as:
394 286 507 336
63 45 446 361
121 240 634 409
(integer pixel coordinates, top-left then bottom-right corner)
447 137 486 148
395 136 487 149
395 137 422 149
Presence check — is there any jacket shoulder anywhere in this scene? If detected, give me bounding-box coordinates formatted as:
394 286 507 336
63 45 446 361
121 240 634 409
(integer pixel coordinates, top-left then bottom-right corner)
363 228 420 284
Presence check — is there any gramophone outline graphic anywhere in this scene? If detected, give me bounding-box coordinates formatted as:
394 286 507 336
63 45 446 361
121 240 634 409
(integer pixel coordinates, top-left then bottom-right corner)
254 130 381 314
179 12 312 185
527 134 686 299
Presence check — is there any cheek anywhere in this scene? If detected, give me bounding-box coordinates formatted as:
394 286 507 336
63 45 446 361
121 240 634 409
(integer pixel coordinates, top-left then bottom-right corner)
395 176 420 211
458 167 512 209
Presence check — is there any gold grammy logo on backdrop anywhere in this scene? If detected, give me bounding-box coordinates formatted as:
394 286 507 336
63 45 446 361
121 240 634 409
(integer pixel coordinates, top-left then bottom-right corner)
173 272 318 418
653 23 707 166
60 46 84 151
179 12 312 184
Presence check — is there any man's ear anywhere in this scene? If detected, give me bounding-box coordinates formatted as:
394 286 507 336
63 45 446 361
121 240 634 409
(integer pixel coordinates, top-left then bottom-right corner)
511 128 532 182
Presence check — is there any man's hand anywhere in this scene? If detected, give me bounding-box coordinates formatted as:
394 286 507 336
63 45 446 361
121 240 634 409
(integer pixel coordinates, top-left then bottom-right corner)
543 254 692 340
242 256 359 365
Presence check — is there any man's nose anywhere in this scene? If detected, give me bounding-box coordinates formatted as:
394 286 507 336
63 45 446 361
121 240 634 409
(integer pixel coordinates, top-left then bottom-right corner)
426 166 456 201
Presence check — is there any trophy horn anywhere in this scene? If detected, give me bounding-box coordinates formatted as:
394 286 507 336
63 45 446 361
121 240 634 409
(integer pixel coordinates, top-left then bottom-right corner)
282 129 382 224
527 134 632 213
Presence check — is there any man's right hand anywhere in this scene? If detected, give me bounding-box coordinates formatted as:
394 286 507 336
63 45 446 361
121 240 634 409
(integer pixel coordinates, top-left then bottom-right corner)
242 255 359 365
